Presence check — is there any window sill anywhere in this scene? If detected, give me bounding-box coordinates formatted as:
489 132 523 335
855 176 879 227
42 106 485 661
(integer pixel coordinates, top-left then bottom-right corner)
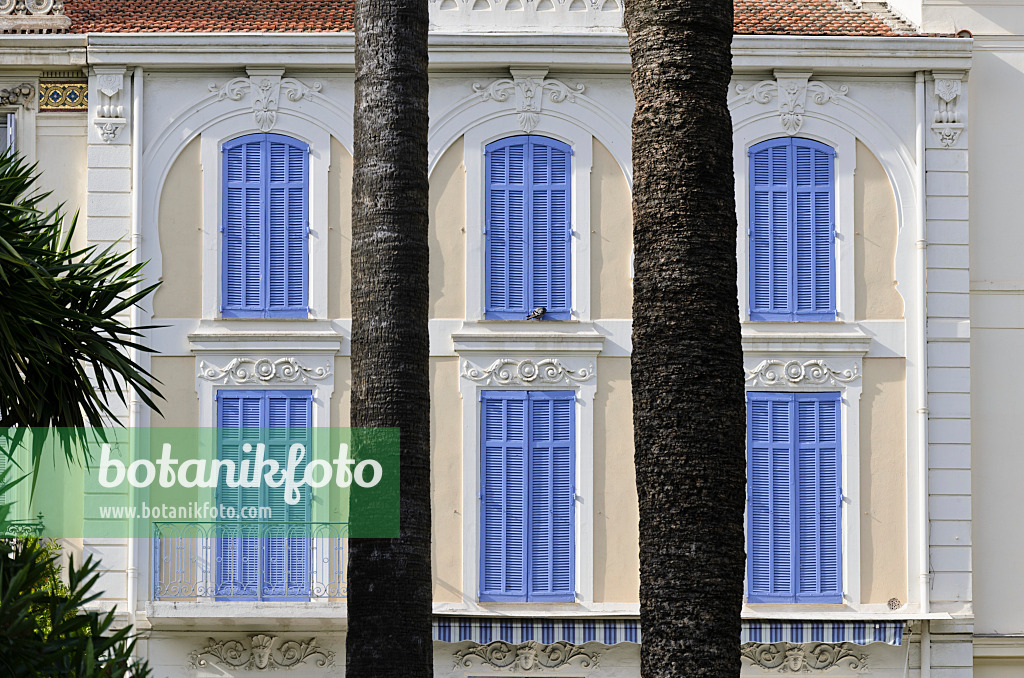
144 600 348 630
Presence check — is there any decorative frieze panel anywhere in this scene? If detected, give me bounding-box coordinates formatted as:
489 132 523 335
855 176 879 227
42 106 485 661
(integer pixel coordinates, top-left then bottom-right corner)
39 80 86 111
188 635 335 671
462 357 594 386
198 356 331 385
736 71 848 135
746 358 860 388
209 69 322 133
0 0 71 33
473 68 584 133
741 642 868 673
454 640 599 671
932 73 965 148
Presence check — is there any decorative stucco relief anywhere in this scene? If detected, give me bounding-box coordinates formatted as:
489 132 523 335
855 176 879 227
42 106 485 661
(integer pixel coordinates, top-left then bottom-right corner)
209 75 322 132
741 642 868 673
932 75 965 147
188 635 335 671
454 639 599 671
745 359 859 387
198 357 331 385
92 67 127 143
462 357 594 386
0 83 33 107
473 68 584 133
736 72 848 135
0 0 71 32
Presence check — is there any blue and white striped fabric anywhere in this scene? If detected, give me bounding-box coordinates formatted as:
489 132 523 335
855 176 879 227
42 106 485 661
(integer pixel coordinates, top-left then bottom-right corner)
433 617 640 645
432 618 905 647
741 621 904 646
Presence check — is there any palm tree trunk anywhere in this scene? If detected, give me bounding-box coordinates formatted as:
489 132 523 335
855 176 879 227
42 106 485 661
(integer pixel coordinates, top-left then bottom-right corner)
625 1 746 677
347 0 432 677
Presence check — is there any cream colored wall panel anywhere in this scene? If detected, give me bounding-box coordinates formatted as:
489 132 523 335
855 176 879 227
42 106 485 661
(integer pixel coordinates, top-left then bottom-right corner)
429 136 466 319
593 357 639 604
327 137 353 319
924 3 1024 35
431 356 463 603
854 141 903 321
591 138 633 320
149 356 198 427
152 136 201 319
330 356 351 428
859 357 908 605
975 660 1024 678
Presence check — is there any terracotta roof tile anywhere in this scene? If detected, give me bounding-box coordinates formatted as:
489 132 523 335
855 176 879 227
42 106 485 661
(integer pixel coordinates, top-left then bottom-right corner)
62 0 918 36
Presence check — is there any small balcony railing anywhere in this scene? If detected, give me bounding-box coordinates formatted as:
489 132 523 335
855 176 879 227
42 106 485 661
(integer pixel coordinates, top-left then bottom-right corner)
152 522 348 602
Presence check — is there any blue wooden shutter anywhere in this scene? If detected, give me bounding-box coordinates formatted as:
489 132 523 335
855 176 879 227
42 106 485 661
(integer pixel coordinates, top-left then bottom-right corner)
795 392 842 602
528 139 572 320
223 136 265 316
527 391 575 601
485 136 571 320
480 391 528 601
266 135 309 317
747 392 795 603
485 138 529 319
793 139 836 320
216 391 263 599
264 391 312 599
749 138 835 321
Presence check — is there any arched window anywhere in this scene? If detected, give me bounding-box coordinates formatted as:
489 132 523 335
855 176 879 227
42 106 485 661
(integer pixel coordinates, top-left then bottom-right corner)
222 133 309 318
749 137 836 321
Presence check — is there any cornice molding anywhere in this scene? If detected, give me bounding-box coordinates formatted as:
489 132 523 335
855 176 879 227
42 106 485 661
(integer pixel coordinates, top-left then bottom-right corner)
454 640 599 672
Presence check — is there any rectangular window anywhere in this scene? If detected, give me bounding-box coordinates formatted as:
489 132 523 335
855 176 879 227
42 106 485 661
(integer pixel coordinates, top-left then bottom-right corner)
485 135 571 321
215 389 311 600
747 391 842 603
749 137 835 321
222 133 309 318
480 390 575 602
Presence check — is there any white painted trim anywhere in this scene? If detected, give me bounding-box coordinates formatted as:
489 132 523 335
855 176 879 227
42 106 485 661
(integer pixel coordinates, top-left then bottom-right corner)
461 116 595 323
458 347 600 611
198 117 331 321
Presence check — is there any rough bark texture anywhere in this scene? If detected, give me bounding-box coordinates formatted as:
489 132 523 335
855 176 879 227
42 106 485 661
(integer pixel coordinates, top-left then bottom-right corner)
346 1 432 677
625 1 746 677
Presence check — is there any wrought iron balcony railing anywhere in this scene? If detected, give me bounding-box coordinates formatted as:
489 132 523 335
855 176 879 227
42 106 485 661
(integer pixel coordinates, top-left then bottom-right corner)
152 522 348 602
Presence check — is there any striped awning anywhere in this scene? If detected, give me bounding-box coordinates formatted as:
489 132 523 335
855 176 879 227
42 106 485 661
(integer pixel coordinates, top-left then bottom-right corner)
433 617 905 647
742 621 905 646
433 617 640 645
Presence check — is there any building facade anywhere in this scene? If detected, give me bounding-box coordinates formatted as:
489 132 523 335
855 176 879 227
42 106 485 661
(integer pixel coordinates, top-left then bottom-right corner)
0 1 995 677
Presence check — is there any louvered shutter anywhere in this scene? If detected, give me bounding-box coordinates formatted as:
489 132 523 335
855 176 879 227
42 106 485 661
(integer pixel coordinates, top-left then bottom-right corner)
485 136 571 320
263 391 312 599
747 392 796 603
529 139 572 320
223 136 265 316
793 139 836 320
480 391 528 601
749 138 835 321
486 139 529 319
216 391 262 599
527 391 575 601
266 135 308 317
795 392 842 602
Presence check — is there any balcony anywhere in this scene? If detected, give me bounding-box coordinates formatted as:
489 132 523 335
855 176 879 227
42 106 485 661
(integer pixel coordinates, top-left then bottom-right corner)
152 522 348 603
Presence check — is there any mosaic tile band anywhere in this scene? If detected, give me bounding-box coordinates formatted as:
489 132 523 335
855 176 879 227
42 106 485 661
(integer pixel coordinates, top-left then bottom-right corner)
39 82 87 111
432 617 906 647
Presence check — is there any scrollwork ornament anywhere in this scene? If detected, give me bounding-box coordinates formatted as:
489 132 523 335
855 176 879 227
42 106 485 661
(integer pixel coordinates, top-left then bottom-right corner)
741 642 868 673
198 357 331 385
462 358 594 386
472 73 584 133
188 635 335 671
736 77 847 135
208 76 322 132
455 640 599 671
0 83 33 107
745 359 859 387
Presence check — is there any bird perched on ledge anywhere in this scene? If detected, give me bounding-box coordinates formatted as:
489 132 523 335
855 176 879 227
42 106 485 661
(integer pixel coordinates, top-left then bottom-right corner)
526 307 546 321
